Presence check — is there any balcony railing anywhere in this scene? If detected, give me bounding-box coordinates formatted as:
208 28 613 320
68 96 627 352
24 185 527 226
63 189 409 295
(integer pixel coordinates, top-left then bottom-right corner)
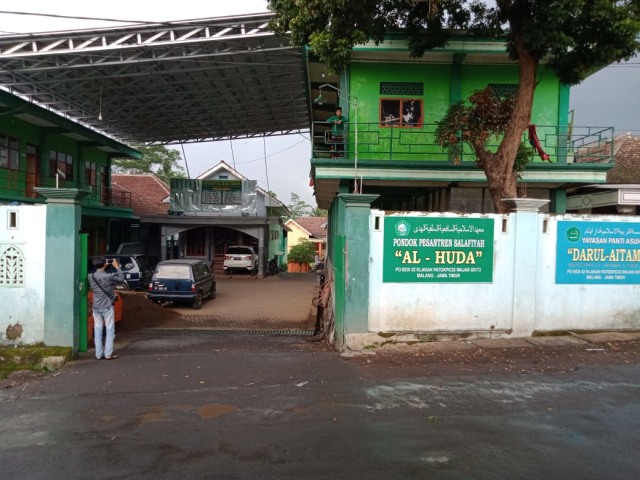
0 175 131 209
312 122 614 165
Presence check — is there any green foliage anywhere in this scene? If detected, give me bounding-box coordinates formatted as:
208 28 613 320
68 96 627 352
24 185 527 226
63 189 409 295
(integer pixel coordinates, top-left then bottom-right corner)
288 240 317 264
268 1 640 83
435 87 532 173
435 87 515 165
113 145 186 185
310 207 328 217
287 192 313 218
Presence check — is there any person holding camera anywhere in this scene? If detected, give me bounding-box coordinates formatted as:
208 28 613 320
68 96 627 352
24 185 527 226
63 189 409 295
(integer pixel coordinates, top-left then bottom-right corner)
88 256 125 360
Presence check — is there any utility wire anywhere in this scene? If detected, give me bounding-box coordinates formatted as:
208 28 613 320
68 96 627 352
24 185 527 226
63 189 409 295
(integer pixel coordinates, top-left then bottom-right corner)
179 143 191 179
229 139 236 170
263 136 270 193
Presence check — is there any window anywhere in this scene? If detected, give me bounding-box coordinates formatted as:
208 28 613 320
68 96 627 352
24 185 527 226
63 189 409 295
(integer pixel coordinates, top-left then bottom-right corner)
49 150 74 181
380 99 423 127
0 135 19 170
489 84 518 98
85 161 97 186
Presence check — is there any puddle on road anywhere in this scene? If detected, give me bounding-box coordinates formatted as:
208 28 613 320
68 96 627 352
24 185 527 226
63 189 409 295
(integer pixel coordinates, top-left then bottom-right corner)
197 403 237 420
136 406 168 424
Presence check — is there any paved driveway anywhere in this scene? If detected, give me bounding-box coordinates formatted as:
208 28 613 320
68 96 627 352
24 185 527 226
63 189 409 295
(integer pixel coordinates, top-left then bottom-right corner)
135 272 320 332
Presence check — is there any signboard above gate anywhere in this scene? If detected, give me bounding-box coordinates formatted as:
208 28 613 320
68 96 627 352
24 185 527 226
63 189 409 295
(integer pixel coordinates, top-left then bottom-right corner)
383 216 495 283
169 179 257 216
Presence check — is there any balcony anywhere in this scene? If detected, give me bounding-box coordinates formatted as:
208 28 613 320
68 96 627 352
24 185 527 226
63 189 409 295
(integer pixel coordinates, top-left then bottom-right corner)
312 122 614 165
0 175 131 209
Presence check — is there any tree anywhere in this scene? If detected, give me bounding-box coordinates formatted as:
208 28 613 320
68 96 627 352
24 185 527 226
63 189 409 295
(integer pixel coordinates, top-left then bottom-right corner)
268 0 640 212
310 207 329 217
435 86 533 187
113 145 186 185
288 240 317 264
287 192 313 218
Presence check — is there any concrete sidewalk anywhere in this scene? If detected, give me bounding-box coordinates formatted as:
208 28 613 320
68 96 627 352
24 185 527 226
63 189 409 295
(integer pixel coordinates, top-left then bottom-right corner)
351 330 640 356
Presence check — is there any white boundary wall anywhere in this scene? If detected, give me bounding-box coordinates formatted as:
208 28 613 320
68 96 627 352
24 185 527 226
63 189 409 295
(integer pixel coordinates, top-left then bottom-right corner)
0 204 47 344
366 210 640 342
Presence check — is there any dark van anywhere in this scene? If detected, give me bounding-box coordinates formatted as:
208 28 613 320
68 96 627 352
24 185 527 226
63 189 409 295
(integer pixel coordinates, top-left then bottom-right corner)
147 259 216 309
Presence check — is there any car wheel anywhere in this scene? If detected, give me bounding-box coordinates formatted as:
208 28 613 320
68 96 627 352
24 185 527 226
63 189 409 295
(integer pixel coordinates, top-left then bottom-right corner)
192 293 203 310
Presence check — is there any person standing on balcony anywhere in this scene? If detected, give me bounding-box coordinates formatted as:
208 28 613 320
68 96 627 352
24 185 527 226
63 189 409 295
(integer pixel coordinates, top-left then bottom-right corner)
88 256 124 360
327 107 348 158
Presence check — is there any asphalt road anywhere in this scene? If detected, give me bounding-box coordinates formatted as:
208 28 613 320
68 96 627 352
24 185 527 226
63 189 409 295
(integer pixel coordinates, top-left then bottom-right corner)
1 334 639 479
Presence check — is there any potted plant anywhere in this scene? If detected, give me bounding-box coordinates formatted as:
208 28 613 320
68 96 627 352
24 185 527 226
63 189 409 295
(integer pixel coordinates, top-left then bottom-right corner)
287 240 316 273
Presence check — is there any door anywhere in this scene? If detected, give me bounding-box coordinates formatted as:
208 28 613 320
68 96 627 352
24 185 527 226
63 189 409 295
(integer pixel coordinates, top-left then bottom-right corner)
25 146 39 198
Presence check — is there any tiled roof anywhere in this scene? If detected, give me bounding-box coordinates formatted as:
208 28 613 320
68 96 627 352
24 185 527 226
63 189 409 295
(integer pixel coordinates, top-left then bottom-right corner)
294 216 327 239
606 134 640 184
111 174 170 216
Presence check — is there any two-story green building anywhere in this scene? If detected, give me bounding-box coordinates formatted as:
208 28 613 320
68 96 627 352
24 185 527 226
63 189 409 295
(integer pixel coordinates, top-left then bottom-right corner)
308 36 613 214
0 90 141 254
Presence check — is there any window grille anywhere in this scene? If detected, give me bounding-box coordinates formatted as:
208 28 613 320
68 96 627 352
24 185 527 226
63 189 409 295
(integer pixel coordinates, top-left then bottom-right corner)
380 82 424 96
0 245 25 287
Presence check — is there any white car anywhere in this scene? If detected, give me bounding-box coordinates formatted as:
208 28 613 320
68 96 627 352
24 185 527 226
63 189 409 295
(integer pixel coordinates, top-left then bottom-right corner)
223 246 258 275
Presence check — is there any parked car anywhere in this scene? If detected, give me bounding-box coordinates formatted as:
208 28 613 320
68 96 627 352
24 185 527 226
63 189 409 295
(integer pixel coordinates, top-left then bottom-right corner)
223 245 258 275
147 259 216 309
88 254 152 291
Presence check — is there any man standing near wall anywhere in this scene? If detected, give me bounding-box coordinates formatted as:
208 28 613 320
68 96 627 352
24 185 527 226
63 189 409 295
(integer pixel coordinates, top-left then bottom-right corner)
88 257 124 360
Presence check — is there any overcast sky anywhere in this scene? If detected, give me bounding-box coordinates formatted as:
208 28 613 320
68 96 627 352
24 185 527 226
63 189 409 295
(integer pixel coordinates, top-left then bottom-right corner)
1 0 638 206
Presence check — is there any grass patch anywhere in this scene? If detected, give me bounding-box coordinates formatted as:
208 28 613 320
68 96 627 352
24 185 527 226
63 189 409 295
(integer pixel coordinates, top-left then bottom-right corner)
0 344 72 380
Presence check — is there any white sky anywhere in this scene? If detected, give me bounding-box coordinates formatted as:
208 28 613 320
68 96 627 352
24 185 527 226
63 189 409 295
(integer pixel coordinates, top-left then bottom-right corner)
0 1 638 206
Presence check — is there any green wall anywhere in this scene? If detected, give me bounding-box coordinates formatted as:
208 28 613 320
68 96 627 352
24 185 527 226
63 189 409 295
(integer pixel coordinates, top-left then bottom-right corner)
0 115 112 204
344 62 564 163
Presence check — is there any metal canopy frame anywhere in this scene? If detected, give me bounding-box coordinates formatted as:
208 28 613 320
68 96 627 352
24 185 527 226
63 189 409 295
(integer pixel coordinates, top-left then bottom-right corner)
0 13 310 145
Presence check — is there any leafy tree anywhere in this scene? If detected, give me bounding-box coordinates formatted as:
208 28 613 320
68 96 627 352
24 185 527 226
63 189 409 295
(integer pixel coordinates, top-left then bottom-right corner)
113 145 186 185
288 240 317 264
268 0 640 212
287 192 313 218
310 207 328 217
435 86 533 189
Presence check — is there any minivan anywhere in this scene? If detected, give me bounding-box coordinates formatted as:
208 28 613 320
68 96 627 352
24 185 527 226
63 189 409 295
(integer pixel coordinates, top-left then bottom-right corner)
148 259 216 309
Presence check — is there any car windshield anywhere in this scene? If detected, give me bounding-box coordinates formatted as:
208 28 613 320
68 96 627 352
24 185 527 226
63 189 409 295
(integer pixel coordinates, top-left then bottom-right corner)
155 264 192 279
227 247 252 255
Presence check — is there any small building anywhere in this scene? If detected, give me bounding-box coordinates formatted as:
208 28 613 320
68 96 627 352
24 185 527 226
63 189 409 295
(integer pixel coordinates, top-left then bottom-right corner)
116 162 291 276
284 216 327 258
567 134 640 215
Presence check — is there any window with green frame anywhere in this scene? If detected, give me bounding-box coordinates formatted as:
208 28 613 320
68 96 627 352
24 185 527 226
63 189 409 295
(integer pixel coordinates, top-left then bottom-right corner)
49 150 74 180
0 135 20 170
85 161 97 186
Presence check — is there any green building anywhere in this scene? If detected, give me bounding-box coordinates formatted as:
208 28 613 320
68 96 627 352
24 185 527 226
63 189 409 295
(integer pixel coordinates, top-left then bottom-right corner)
308 36 613 214
0 90 140 255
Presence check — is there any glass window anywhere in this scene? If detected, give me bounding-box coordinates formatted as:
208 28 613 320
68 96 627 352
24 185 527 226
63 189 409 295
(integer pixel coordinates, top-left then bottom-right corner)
0 135 19 170
379 99 423 127
154 264 192 279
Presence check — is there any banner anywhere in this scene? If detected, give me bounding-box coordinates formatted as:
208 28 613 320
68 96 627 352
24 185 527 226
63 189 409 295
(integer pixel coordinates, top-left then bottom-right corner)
383 217 494 283
556 221 640 284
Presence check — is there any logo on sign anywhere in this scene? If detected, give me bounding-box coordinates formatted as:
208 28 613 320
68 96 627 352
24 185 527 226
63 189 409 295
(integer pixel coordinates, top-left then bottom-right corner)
566 226 581 242
395 220 411 237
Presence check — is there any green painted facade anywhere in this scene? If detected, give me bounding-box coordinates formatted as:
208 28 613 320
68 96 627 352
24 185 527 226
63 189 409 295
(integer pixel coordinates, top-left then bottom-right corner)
0 90 141 255
343 62 565 163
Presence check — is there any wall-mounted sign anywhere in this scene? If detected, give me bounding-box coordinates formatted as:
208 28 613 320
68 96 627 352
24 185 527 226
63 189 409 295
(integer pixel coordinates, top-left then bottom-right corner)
201 180 243 205
383 217 494 283
170 179 257 216
556 221 640 284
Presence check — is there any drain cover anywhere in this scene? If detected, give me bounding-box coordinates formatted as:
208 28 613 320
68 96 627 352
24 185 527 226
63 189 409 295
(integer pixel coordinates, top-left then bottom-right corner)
143 328 315 337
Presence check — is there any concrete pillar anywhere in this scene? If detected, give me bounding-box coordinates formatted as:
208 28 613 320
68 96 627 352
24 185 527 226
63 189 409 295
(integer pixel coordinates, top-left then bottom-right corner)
501 198 549 337
335 194 379 348
35 187 89 352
